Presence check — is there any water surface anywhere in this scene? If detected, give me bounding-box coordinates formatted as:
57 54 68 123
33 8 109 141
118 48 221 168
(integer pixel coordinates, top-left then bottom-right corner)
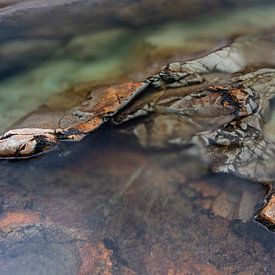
0 1 275 274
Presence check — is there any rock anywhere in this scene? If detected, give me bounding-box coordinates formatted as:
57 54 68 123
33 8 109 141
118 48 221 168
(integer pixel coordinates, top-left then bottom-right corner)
78 242 113 275
4 33 275 160
0 144 274 273
0 210 41 232
0 210 116 274
257 193 275 230
1 31 275 229
0 216 80 275
0 128 57 159
191 176 264 222
2 4 275 132
0 82 146 158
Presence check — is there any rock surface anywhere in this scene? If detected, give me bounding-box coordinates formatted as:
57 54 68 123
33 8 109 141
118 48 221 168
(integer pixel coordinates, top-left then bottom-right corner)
0 142 274 274
1 1 275 274
1 33 275 228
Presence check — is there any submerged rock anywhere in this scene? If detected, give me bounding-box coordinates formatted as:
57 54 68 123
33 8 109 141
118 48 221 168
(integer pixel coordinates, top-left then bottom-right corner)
0 82 146 158
1 33 275 228
257 193 275 230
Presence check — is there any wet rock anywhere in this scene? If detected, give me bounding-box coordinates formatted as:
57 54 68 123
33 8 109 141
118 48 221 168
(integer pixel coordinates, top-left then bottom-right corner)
2 4 275 132
0 128 57 159
0 82 146 158
78 242 113 275
190 176 264 222
1 33 275 228
0 210 41 232
3 33 275 159
0 209 117 274
1 29 275 233
0 144 274 273
257 193 275 230
144 247 229 275
0 223 80 275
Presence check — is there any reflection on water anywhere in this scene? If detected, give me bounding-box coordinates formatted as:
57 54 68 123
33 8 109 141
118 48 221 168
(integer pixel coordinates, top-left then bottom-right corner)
0 0 275 274
0 128 274 274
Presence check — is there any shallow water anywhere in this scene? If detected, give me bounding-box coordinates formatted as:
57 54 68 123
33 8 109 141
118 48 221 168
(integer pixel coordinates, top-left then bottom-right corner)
1 2 275 131
0 1 275 274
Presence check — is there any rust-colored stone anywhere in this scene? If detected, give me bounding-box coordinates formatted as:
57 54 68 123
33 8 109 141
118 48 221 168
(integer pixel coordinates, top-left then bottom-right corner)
78 242 112 275
258 194 275 227
71 82 146 134
144 247 228 275
0 82 146 158
0 211 41 232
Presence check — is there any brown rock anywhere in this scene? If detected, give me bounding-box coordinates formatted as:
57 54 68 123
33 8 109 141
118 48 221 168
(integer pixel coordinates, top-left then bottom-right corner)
257 193 275 228
0 210 115 274
190 181 221 198
0 82 146 159
144 246 229 275
0 210 41 232
78 242 113 275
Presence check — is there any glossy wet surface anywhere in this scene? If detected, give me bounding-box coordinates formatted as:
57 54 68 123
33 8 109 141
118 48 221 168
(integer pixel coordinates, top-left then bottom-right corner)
0 129 274 274
0 0 275 274
2 1 275 131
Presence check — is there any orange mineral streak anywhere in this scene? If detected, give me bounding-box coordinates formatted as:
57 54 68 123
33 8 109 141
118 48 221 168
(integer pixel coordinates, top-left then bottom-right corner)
75 82 144 133
209 85 247 100
0 211 41 231
229 88 248 104
208 85 250 112
144 247 232 275
78 242 112 275
92 82 144 114
259 194 275 225
74 117 103 134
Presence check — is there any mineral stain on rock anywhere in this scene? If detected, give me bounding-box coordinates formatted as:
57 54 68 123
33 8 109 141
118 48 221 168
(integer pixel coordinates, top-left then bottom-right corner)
1 1 275 274
1 33 275 229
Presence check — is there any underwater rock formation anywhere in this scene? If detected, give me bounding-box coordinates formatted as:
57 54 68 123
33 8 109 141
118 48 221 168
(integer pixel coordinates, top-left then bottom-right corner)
1 33 275 228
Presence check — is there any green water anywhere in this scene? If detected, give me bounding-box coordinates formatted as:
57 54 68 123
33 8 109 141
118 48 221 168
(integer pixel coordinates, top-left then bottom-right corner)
1 4 275 131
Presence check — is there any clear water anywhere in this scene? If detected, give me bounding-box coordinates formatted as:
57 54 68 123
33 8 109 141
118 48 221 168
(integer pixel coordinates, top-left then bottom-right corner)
0 1 274 274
